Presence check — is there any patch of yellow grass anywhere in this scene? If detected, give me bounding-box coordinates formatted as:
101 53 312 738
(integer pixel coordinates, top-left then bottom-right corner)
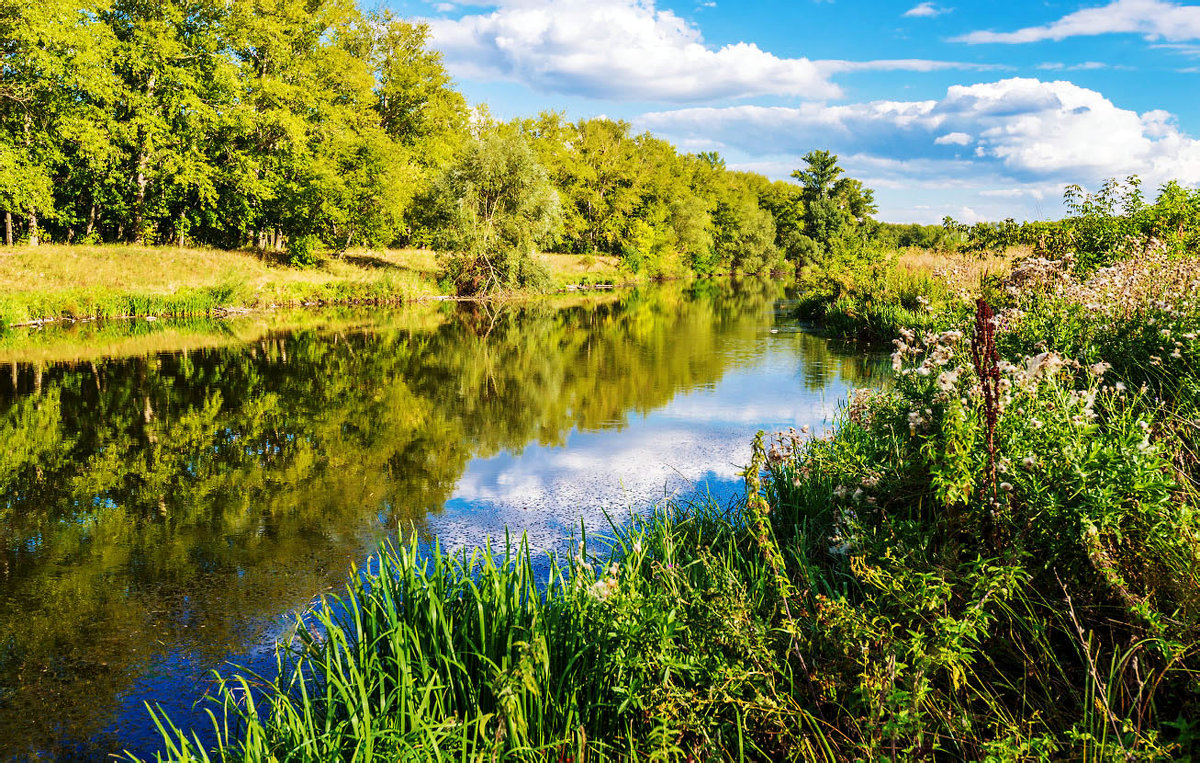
0 305 452 365
0 244 443 294
893 247 1018 290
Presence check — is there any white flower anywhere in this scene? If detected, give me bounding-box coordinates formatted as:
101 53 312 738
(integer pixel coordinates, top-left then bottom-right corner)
1088 361 1111 377
1000 482 1014 493
1021 456 1035 470
936 368 961 394
632 540 643 555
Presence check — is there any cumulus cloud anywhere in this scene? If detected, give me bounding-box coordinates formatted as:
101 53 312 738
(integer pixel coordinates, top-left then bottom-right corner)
425 0 1002 102
955 0 1200 44
638 78 1200 185
426 0 840 101
904 2 952 18
935 131 972 145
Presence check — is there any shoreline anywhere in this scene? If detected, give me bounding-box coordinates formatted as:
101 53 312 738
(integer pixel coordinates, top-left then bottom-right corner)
0 243 650 330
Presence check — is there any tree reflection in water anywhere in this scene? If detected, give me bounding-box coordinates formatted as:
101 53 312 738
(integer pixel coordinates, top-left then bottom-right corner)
0 279 881 758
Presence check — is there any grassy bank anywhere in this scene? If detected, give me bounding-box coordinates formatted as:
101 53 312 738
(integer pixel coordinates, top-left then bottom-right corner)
133 245 1200 761
0 245 628 328
794 248 1014 343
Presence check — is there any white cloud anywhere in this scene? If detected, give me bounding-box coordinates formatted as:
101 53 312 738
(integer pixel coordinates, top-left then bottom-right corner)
1038 61 1109 70
638 78 1200 222
935 131 972 145
425 0 1003 103
426 0 841 101
638 78 1200 184
818 59 1007 74
955 0 1200 44
904 2 952 18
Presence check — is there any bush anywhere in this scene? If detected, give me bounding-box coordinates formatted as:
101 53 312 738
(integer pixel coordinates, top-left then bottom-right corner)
286 234 323 268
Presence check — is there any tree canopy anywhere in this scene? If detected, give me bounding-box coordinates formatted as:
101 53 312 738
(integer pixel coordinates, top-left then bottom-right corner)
0 0 887 285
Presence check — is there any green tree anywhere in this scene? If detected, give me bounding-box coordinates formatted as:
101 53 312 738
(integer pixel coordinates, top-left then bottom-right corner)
789 149 876 263
434 128 562 295
791 149 842 198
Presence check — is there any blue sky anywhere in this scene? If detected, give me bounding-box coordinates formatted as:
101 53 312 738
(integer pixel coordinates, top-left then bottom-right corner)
388 0 1200 223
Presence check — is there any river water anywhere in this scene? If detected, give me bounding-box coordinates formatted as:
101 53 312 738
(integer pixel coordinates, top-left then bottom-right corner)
0 280 879 759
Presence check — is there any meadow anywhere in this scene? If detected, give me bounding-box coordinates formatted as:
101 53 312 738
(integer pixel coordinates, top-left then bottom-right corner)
0 244 627 329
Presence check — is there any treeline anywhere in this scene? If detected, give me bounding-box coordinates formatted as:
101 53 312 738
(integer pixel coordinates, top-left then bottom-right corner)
1 0 467 252
944 177 1200 270
1 0 886 288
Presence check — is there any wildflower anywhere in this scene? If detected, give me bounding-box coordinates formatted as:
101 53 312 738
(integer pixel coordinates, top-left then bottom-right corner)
1088 361 1111 377
833 485 849 499
936 368 961 394
632 540 643 555
1021 456 1035 470
1114 381 1126 392
1000 482 1013 493
1030 418 1043 429
852 487 864 503
609 563 619 577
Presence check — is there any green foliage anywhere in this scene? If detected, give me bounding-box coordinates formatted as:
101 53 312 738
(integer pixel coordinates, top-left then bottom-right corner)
0 0 466 253
946 177 1200 272
432 128 561 295
785 150 878 269
285 234 323 267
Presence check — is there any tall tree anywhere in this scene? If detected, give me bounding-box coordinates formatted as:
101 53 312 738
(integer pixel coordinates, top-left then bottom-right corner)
433 128 562 295
791 149 843 199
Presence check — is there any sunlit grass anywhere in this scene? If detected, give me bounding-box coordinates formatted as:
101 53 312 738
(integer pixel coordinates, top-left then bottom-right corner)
0 245 632 327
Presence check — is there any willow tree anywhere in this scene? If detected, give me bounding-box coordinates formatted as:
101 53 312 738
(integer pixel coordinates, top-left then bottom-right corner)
433 128 562 295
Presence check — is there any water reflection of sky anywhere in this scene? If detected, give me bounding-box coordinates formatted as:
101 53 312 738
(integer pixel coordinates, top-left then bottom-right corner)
428 334 854 555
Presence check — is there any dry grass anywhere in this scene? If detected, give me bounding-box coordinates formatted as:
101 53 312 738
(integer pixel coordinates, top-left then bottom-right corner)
893 247 1019 290
0 244 441 296
0 304 454 365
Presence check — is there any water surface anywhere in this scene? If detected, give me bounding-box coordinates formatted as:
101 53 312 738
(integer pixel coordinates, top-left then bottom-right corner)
0 280 879 759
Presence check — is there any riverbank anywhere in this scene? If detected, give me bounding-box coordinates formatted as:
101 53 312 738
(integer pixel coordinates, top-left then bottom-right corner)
0 244 628 328
138 246 1200 760
794 248 1014 343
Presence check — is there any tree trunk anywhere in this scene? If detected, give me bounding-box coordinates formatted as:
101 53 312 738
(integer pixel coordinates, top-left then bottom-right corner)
28 212 38 247
134 74 156 243
178 212 185 248
85 203 96 238
4 211 11 246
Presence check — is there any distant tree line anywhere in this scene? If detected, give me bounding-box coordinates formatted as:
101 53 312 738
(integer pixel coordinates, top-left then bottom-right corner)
1 0 893 290
944 177 1200 271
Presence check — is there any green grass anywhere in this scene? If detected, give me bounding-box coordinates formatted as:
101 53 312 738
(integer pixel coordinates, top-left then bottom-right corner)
0 245 632 329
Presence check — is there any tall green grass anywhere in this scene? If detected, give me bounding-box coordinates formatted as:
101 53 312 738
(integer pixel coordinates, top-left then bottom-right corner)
137 508 834 761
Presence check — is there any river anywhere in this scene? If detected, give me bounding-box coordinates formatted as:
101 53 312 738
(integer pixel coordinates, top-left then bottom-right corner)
0 279 879 759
